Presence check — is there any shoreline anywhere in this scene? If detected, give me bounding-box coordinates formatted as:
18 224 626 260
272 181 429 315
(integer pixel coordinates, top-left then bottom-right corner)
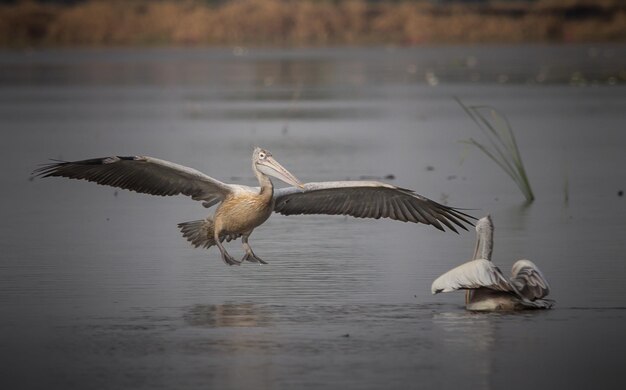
2 0 626 48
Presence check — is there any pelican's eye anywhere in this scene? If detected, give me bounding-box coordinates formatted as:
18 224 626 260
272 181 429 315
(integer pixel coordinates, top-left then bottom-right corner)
259 152 266 160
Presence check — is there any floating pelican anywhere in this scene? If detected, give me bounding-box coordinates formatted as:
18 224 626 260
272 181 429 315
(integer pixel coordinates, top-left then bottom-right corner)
34 147 474 266
431 215 553 310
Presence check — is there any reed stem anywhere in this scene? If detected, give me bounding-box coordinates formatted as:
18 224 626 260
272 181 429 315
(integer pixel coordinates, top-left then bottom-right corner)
456 97 535 203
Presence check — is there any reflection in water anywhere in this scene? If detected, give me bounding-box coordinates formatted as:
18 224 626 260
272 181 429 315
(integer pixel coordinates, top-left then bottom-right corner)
433 311 497 389
184 303 269 328
253 59 335 88
181 303 276 389
3 46 624 88
434 311 496 349
185 105 382 121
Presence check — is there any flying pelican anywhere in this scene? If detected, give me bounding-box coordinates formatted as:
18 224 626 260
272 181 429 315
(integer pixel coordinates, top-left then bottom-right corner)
431 215 553 310
33 147 474 266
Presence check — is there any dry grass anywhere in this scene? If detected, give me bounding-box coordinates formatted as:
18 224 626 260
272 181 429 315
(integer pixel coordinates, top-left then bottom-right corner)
1 0 625 47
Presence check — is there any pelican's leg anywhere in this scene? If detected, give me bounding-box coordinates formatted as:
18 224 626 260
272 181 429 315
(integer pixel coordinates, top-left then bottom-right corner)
214 233 240 266
241 234 267 264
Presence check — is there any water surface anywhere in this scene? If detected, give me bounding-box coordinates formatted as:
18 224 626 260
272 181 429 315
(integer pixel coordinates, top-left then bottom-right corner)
1 45 626 389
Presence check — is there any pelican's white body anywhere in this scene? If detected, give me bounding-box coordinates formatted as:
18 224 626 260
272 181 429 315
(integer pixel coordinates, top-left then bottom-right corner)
432 216 553 311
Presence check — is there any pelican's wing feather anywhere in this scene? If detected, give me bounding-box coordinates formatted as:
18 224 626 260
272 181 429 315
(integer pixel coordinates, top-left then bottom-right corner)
33 156 232 205
431 259 513 294
273 181 474 232
517 298 555 309
510 259 551 300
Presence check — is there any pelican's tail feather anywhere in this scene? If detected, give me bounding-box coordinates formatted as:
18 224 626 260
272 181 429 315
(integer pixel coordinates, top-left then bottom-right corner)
178 218 242 249
178 219 217 249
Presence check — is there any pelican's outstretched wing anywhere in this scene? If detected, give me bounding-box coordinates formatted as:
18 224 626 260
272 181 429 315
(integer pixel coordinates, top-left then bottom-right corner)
273 181 475 233
431 259 513 294
510 259 551 300
33 156 232 207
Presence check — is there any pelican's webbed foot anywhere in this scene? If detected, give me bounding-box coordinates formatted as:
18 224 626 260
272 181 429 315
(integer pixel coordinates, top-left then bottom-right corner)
214 234 241 266
241 235 267 264
242 251 268 265
220 249 241 266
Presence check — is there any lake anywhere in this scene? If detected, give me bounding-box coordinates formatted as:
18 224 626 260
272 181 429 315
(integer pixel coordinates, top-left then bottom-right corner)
1 45 626 389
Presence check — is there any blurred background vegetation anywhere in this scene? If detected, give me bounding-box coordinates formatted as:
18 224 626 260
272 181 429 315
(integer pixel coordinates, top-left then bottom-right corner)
1 0 625 47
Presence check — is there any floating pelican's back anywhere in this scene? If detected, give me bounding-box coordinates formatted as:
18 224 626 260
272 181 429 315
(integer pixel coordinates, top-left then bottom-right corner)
431 259 512 294
510 259 551 300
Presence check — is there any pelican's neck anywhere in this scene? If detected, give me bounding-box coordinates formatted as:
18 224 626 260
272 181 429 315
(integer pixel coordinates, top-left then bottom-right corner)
477 226 493 261
253 164 274 198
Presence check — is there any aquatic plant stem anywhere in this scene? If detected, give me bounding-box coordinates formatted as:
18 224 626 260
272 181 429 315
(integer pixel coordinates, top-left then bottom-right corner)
456 97 535 203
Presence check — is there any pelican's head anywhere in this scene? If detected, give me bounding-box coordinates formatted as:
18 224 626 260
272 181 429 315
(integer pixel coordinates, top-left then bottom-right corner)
475 215 493 236
253 147 304 188
472 215 494 261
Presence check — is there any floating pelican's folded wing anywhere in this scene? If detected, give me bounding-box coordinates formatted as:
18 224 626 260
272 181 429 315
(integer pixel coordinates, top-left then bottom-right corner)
517 298 555 309
273 181 475 233
33 156 232 206
510 259 551 300
431 259 513 294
